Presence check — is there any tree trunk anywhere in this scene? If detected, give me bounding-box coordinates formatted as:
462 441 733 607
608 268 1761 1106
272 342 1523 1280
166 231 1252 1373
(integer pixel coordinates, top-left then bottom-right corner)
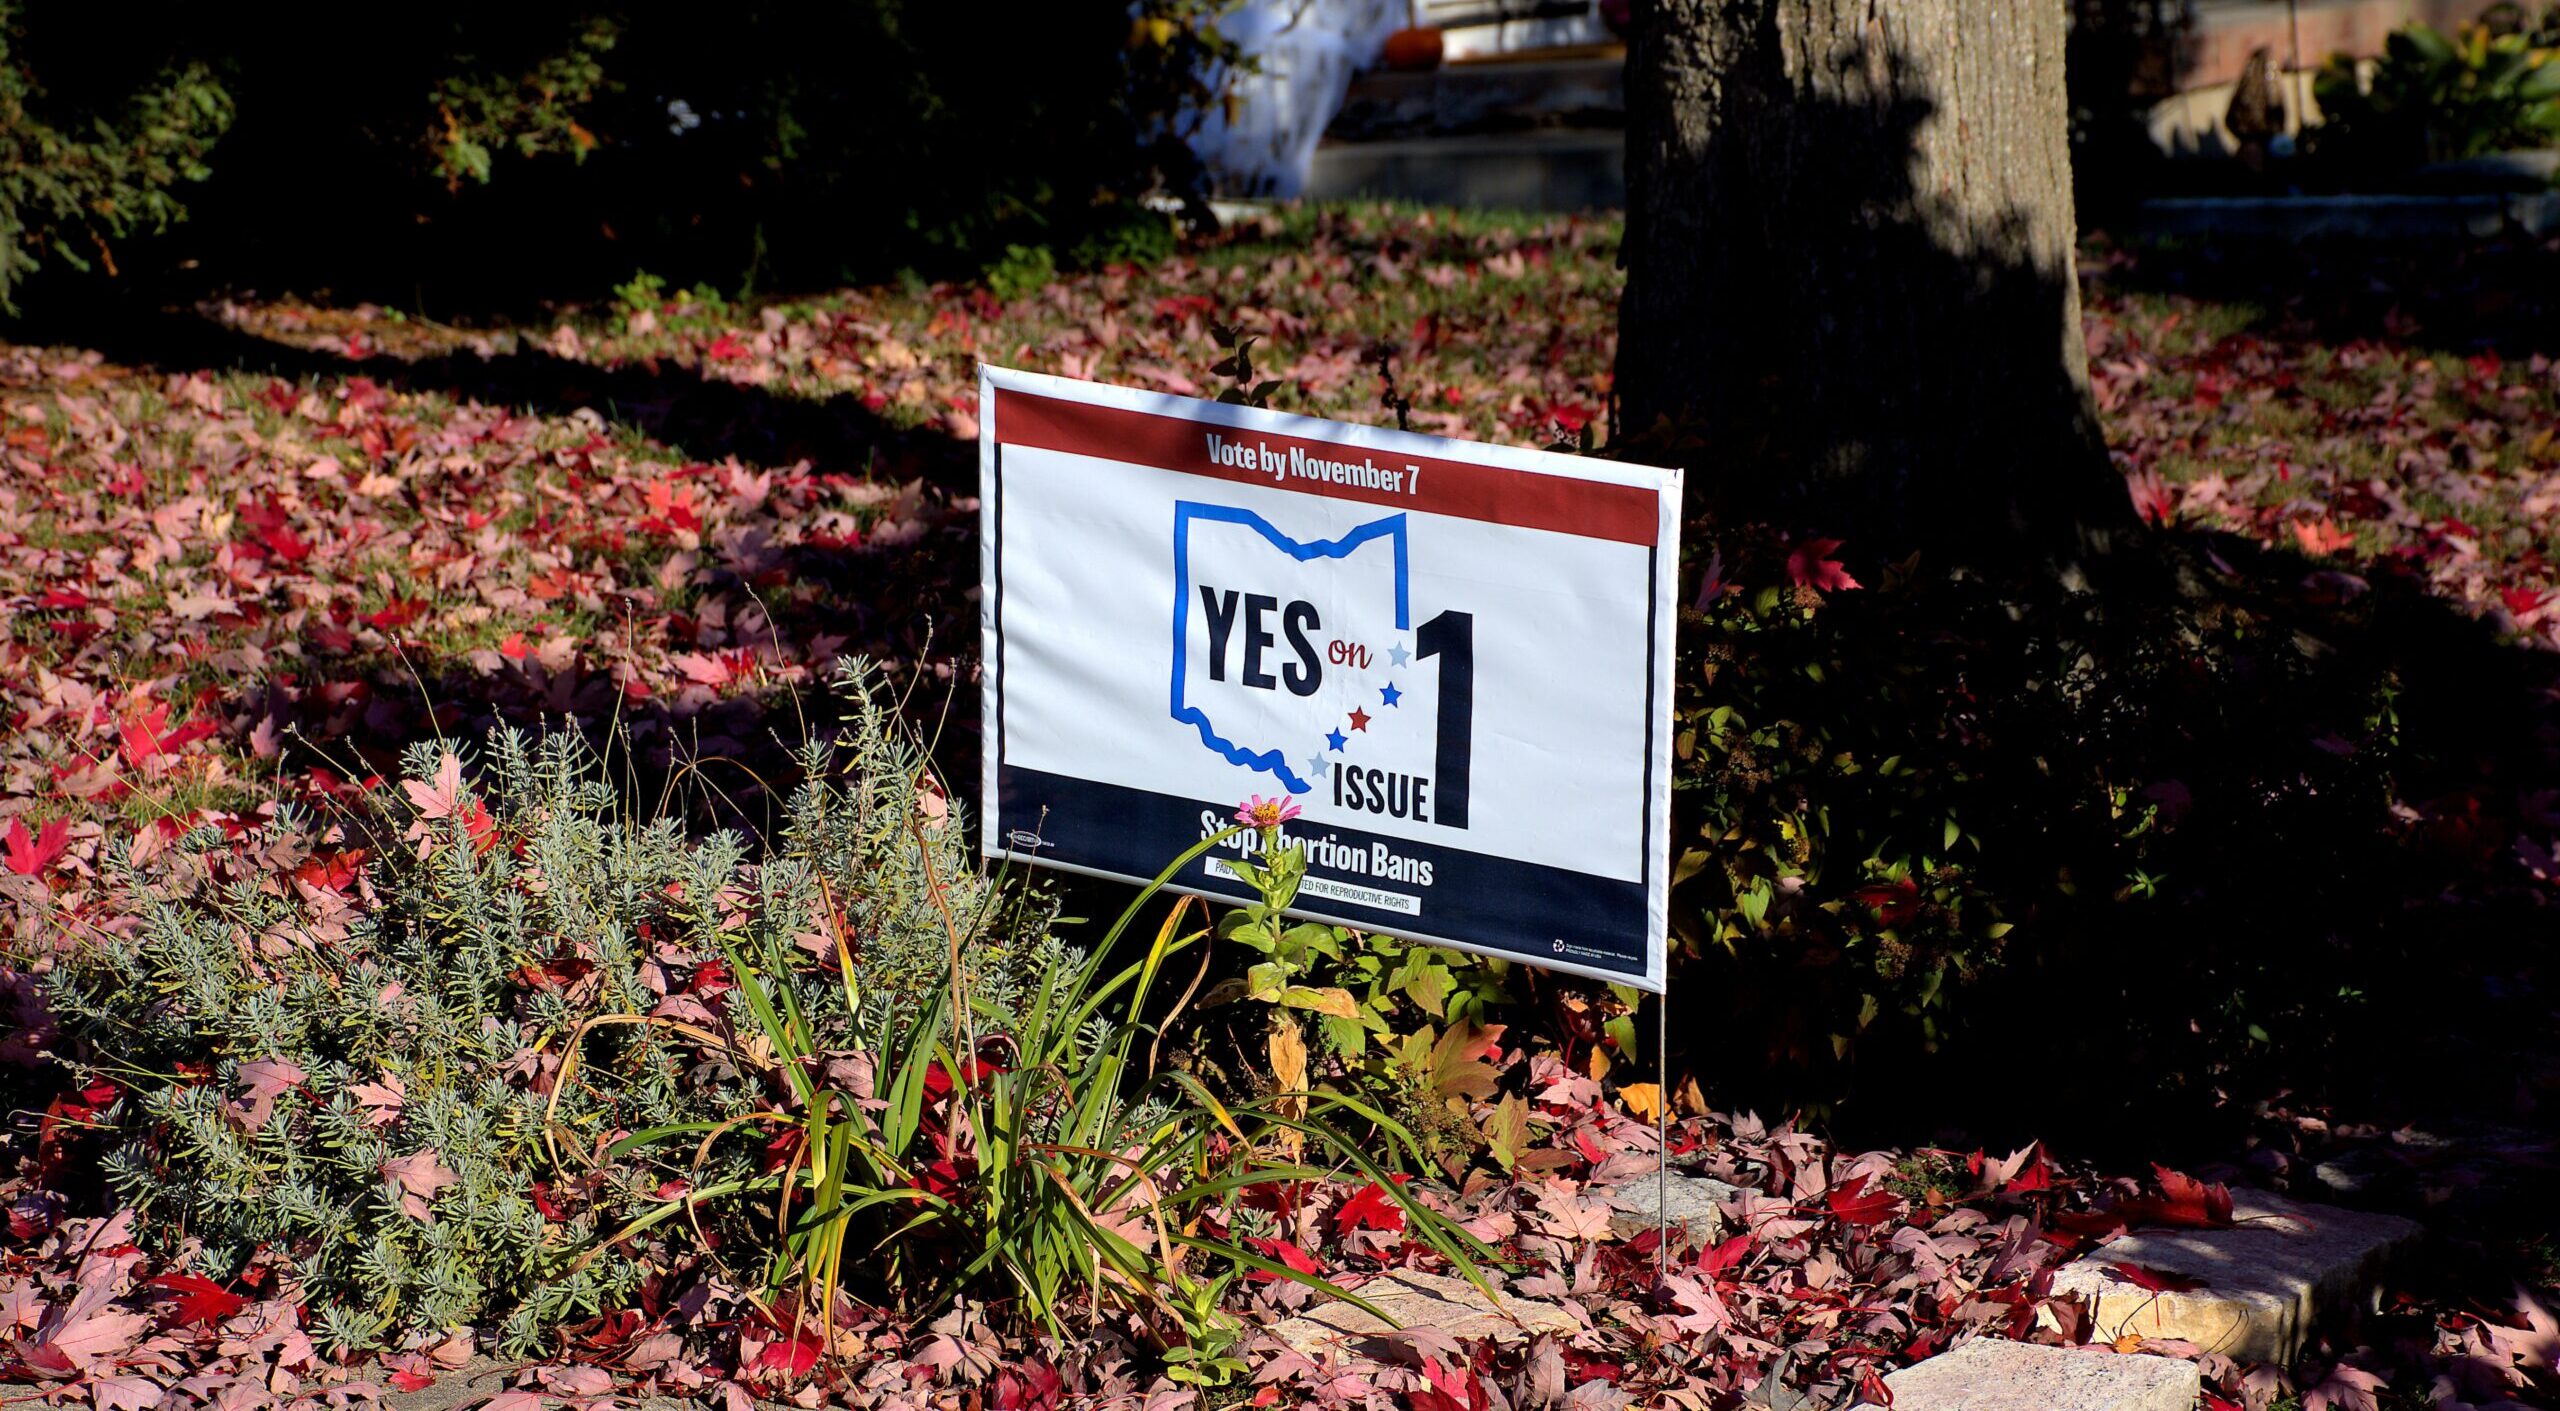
1617 0 2132 554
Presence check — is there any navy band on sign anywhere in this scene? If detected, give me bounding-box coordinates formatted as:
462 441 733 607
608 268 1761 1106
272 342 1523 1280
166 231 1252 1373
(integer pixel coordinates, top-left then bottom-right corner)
995 765 1650 981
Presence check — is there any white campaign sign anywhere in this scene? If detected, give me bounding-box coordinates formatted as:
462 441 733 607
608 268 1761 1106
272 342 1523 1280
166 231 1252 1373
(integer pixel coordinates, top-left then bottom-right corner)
978 366 1680 989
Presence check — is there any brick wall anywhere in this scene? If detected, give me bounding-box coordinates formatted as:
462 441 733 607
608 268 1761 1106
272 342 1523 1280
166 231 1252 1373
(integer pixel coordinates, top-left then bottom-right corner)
2182 0 2509 89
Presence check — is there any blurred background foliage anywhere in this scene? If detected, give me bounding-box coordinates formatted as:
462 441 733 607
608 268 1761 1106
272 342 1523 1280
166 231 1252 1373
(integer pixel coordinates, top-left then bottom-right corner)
2310 12 2560 171
0 0 1242 314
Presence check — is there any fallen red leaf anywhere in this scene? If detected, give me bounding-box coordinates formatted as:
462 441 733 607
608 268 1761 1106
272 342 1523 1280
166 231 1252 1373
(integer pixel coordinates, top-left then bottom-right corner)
2292 518 2357 556
1825 1174 1902 1226
2122 1165 2234 1229
2063 1165 2235 1237
1411 1358 1488 1411
147 1272 247 1327
365 597 427 632
2108 1262 2208 1292
1242 1235 1323 1283
1333 1181 1407 1235
1697 1231 1755 1279
3 818 68 876
2007 1160 2055 1194
750 1330 820 1378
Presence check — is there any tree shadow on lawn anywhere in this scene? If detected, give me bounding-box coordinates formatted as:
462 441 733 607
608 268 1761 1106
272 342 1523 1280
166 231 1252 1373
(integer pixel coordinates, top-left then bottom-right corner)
1743 524 2560 1167
1618 21 2560 1170
37 149 2560 1181
2090 230 2560 357
22 295 988 841
37 296 982 493
183 323 2555 1188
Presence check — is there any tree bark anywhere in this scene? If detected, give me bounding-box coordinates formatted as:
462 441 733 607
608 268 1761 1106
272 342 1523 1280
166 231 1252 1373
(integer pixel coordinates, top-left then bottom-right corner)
1617 0 2132 554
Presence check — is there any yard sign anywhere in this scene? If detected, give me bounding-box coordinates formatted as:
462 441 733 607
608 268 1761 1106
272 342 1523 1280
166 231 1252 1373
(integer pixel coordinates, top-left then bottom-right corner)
977 366 1680 991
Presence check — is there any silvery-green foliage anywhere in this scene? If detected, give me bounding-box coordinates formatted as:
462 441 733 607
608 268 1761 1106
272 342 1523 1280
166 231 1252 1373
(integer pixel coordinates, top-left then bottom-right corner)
776 661 1060 1020
50 665 1047 1350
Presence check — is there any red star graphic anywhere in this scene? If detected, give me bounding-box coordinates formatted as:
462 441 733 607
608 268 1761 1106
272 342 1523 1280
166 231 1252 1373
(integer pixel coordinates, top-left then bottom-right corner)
1347 707 1371 732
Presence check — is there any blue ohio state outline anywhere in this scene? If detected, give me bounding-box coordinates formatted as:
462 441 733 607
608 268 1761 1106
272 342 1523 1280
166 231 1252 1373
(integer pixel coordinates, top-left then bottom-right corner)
1170 501 1410 794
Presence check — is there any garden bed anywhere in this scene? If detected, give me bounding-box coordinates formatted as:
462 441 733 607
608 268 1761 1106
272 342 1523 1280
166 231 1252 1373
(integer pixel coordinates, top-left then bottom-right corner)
2 206 2557 1408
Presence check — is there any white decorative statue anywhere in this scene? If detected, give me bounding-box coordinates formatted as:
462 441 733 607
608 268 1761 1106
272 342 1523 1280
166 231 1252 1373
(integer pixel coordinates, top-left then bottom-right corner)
1186 0 1405 197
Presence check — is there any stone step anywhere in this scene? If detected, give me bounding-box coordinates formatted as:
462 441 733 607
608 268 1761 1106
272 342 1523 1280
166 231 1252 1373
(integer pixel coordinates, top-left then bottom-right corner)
1882 1339 2201 1411
379 1358 520 1411
1262 1268 1577 1357
1422 2 1617 63
2304 1118 2560 1223
1601 1169 1739 1244
2134 192 2560 242
1331 56 1622 142
381 1359 700 1411
1304 129 1624 212
2051 1190 2420 1364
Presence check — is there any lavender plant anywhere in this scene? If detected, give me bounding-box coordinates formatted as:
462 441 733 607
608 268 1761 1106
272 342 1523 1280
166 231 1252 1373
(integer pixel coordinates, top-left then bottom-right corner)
50 663 1485 1370
46 664 1048 1352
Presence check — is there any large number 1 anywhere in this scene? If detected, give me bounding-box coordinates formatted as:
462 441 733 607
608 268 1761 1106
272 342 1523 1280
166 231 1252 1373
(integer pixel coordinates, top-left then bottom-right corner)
1415 609 1473 829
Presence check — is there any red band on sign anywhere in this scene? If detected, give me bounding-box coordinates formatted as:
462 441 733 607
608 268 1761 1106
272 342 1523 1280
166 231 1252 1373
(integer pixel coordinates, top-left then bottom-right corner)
992 389 1660 546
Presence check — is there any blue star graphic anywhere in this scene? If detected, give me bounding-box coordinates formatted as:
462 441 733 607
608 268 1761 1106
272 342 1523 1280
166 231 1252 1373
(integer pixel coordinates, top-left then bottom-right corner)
1387 642 1412 667
1380 681 1402 707
1304 752 1328 781
1326 728 1348 752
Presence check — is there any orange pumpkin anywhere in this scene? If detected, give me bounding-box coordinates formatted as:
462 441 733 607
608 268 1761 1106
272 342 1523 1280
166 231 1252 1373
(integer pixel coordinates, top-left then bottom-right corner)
1381 26 1444 71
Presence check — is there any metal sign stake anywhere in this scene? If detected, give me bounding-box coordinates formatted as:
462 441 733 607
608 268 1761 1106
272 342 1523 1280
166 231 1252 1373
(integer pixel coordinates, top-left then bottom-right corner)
1656 993 1670 1284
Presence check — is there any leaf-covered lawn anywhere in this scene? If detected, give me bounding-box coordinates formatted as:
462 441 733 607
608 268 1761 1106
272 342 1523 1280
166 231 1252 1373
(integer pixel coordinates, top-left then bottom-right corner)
2086 246 2560 646
6 208 2555 906
2 207 2557 1408
236 205 1621 443
1 208 1628 909
0 344 971 880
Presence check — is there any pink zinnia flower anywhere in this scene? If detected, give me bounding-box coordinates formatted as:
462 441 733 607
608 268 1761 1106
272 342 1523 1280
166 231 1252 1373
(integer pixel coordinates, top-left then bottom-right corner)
1235 795 1301 831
